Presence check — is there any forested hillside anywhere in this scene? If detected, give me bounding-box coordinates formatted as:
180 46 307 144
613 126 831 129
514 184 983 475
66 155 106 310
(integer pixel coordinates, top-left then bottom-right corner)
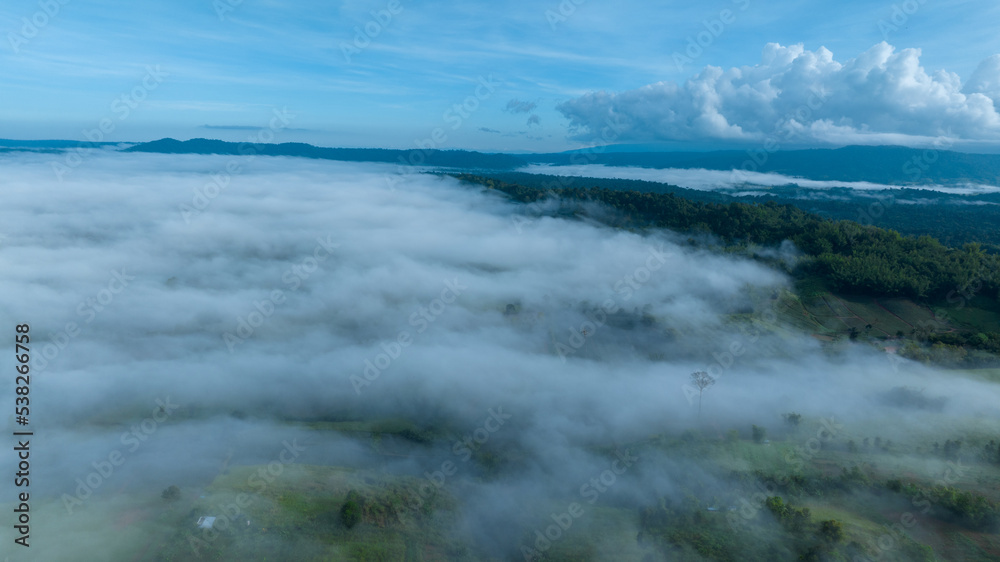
453 174 1000 301
479 172 1000 249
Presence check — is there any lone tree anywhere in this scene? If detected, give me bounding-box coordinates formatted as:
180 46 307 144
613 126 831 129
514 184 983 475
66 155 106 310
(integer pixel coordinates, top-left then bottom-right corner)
341 491 362 529
161 485 181 501
783 412 802 426
690 371 715 420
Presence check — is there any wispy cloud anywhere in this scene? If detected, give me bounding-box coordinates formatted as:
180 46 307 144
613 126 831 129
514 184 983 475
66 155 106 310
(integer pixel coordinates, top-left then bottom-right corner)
2 1 999 151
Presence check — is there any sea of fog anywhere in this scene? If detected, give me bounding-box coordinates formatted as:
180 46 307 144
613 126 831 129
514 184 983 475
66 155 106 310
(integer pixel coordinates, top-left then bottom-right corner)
518 163 1000 195
1 150 997 558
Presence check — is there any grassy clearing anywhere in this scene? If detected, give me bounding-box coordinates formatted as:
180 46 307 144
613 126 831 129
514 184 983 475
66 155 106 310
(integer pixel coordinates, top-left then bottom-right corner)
147 464 473 562
784 275 1000 341
837 294 914 336
960 368 1000 384
945 298 1000 332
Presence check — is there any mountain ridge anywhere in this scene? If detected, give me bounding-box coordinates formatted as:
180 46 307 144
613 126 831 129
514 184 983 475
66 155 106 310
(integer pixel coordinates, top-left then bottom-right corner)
123 137 527 169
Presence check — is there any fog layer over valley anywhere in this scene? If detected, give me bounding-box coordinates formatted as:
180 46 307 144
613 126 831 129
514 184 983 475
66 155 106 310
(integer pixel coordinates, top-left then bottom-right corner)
518 164 1000 195
2 151 998 560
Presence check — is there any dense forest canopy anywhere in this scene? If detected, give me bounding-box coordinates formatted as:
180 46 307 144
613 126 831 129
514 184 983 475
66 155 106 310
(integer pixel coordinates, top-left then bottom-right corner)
479 172 1000 249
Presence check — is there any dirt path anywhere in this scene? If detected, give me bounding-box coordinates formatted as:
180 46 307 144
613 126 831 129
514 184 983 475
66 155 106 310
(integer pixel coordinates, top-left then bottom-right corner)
818 296 854 328
873 298 914 330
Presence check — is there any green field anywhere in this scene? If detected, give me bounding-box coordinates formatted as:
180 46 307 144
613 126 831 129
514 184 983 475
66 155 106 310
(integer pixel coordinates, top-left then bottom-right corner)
787 276 1000 351
5 408 999 561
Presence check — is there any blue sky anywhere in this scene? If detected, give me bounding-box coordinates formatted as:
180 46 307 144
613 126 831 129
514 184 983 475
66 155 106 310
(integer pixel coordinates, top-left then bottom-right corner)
3 0 1000 152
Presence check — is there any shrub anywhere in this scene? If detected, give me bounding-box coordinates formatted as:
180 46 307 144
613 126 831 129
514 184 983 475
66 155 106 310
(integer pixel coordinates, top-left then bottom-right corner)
819 519 844 543
161 485 181 501
341 496 362 529
765 496 787 518
752 425 767 444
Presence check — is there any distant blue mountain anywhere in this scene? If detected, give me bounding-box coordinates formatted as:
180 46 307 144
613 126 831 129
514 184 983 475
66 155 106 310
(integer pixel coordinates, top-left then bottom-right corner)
24 137 996 186
0 138 122 148
123 138 526 169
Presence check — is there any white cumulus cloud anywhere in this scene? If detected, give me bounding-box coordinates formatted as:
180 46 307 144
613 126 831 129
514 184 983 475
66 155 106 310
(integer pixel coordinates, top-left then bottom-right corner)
558 42 1000 147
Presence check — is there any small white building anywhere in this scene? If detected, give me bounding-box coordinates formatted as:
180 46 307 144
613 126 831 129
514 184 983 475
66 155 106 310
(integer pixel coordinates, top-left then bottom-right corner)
197 516 217 529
